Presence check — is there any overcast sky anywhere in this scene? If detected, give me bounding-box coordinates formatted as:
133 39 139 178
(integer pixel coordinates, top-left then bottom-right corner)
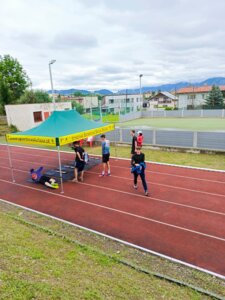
1 0 225 91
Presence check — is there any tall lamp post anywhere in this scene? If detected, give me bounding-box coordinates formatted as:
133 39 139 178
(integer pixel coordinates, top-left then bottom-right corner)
139 74 143 110
49 59 56 110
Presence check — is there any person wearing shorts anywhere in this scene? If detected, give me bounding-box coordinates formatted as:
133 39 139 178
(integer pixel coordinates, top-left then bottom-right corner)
72 141 85 182
99 134 110 177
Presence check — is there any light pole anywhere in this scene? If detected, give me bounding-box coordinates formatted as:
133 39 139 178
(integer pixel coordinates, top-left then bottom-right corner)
139 74 143 110
90 92 93 120
49 59 56 110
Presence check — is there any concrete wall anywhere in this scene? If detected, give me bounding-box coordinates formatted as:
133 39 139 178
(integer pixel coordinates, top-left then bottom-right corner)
97 127 225 152
5 102 72 131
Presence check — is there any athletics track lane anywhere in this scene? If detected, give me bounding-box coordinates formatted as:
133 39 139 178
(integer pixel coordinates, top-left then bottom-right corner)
0 145 224 277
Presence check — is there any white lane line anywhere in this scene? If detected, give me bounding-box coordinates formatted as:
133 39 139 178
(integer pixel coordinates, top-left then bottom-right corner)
2 147 225 185
1 164 225 217
1 143 225 174
111 164 225 184
0 177 225 242
1 197 224 280
2 148 225 184
87 171 225 198
1 155 225 198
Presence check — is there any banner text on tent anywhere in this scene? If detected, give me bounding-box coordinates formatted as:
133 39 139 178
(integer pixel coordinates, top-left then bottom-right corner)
6 134 56 146
59 124 115 146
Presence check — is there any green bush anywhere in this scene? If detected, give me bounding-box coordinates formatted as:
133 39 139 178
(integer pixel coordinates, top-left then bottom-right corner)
9 124 19 133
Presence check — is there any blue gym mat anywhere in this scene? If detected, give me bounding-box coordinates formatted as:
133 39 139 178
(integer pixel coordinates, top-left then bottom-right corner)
28 156 101 183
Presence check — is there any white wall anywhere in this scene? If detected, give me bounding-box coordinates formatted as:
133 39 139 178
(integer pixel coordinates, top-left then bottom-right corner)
83 96 98 108
178 93 208 109
5 102 72 131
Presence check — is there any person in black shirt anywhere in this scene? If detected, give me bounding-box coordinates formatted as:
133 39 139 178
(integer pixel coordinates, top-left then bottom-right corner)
72 141 85 182
130 130 137 157
131 147 148 196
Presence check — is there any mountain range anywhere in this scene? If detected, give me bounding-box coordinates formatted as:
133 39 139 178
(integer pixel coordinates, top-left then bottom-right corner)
50 77 225 96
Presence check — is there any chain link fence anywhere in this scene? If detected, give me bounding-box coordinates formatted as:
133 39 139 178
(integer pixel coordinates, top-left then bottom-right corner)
119 109 225 122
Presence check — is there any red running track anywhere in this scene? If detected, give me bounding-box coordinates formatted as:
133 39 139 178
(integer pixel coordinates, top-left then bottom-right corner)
0 144 225 278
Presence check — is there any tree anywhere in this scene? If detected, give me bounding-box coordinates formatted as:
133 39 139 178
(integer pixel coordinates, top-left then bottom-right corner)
0 55 30 108
17 90 51 104
74 91 84 97
205 85 224 109
71 100 85 114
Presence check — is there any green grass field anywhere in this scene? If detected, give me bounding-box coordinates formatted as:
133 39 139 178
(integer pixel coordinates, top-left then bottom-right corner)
1 135 225 170
1 202 224 299
83 113 119 123
118 118 225 131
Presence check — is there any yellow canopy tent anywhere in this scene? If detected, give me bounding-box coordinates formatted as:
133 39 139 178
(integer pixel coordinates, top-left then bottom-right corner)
6 110 115 193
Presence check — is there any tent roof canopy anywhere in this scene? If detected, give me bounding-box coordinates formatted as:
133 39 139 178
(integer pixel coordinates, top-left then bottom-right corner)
6 110 114 146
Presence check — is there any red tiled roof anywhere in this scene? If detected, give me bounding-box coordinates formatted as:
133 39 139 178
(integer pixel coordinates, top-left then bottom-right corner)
176 85 225 94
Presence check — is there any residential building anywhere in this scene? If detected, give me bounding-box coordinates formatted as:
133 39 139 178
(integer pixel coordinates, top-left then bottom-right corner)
102 94 142 113
61 95 98 110
148 92 178 109
176 85 225 109
5 102 72 131
143 92 153 99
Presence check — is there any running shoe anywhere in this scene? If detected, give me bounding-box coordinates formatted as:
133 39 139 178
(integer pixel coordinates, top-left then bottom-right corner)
133 185 138 189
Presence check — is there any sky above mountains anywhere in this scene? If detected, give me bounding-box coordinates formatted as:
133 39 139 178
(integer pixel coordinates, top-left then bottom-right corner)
1 0 225 91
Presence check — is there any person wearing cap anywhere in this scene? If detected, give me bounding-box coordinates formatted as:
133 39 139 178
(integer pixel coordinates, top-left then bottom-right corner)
137 130 144 147
131 147 148 196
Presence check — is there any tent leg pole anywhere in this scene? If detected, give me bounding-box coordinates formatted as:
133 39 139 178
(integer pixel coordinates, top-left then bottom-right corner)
114 128 118 160
57 146 64 194
6 141 15 183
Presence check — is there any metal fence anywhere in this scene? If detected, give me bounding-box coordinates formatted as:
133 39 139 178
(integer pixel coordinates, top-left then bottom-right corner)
119 109 225 122
100 128 225 152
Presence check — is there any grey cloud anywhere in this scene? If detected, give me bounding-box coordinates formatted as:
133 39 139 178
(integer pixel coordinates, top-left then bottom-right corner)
5 31 44 47
1 0 225 90
50 33 98 49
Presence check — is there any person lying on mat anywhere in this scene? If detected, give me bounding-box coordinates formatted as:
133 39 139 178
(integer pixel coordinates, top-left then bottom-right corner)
72 141 86 182
131 147 148 196
30 167 59 189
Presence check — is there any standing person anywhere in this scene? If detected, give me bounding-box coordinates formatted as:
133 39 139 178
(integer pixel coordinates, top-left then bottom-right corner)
72 141 85 182
130 130 137 157
137 131 144 147
131 147 148 196
99 134 110 177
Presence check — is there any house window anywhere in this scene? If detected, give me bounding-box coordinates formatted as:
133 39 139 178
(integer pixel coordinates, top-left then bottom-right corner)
33 111 43 123
109 99 114 104
136 98 139 102
188 94 196 100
